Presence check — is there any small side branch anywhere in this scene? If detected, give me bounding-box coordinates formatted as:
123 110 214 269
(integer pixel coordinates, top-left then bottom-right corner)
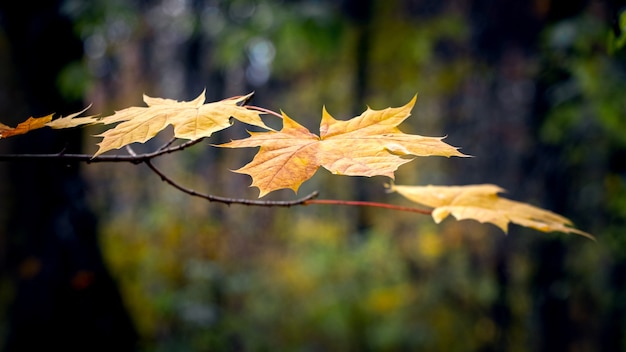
143 158 319 206
143 158 432 212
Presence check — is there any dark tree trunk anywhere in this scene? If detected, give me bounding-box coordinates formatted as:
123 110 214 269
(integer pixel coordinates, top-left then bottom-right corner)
344 0 375 235
0 2 137 351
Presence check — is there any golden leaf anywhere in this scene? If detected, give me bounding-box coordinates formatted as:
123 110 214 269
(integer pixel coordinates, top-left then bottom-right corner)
45 105 98 129
0 114 53 139
219 95 468 197
389 183 595 240
93 91 269 156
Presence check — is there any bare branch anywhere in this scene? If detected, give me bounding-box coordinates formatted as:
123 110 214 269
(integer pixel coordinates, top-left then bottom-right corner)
0 137 206 164
0 136 430 213
157 137 177 152
143 158 319 206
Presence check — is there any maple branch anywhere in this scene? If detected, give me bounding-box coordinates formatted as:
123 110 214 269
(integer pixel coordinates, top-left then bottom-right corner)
138 153 432 212
120 141 318 206
142 157 319 206
0 138 206 164
304 199 433 215
0 143 433 213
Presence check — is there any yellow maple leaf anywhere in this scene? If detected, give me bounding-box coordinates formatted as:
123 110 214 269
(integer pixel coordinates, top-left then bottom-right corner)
45 105 98 129
0 114 54 139
388 183 594 239
93 91 270 156
219 95 468 197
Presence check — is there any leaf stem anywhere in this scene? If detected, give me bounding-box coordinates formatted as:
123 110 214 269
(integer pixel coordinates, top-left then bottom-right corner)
304 199 432 215
245 105 283 118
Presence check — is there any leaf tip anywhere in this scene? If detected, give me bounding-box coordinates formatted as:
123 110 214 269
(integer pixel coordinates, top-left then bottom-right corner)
568 228 596 241
239 91 255 106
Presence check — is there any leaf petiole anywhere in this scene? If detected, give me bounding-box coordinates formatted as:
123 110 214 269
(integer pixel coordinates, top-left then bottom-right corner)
244 105 283 118
304 199 432 215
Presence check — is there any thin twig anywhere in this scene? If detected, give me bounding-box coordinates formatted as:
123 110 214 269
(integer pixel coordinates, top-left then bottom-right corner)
0 137 431 214
143 158 319 206
0 153 131 162
0 137 206 164
157 137 177 152
125 145 137 157
130 137 206 159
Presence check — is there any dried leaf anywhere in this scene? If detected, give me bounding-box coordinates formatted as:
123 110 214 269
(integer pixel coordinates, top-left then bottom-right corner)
389 183 595 240
93 91 269 156
46 105 98 129
0 114 54 138
219 96 468 197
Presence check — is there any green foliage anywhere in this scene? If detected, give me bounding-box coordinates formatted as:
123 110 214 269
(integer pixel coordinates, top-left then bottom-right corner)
541 14 626 147
57 61 92 100
608 9 626 54
102 200 530 351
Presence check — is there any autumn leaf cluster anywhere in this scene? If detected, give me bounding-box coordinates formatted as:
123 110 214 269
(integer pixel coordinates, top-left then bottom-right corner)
0 91 593 239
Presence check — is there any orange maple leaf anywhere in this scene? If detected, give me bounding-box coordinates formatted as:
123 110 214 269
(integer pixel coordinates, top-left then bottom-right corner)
389 183 594 239
93 91 270 156
219 96 468 197
0 114 54 139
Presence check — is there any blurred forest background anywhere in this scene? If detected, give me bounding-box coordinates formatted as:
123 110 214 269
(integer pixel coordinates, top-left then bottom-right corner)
1 0 626 351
